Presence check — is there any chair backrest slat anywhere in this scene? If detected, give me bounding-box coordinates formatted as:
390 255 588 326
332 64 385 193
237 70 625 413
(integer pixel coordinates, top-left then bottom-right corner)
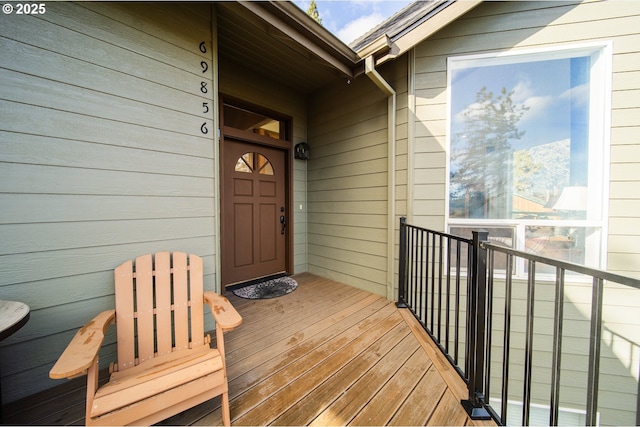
114 260 136 371
189 255 205 347
113 252 207 372
134 254 155 363
154 252 172 356
172 252 189 351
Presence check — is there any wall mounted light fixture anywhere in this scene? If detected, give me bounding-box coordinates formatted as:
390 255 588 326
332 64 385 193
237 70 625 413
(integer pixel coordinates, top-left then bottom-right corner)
294 142 309 160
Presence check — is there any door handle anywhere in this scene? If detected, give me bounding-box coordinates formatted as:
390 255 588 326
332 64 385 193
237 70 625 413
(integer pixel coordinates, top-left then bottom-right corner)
280 215 286 235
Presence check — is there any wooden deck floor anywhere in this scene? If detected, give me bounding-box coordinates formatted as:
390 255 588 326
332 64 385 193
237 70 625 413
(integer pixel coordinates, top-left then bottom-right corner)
4 273 495 426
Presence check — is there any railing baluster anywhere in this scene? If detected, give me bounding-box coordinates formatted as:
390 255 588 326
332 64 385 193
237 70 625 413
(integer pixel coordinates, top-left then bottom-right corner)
446 236 452 354
412 227 417 316
407 223 413 309
586 277 604 426
550 267 565 426
438 234 444 342
409 227 417 310
419 232 424 328
418 227 423 314
423 232 433 330
501 253 514 425
465 238 473 379
416 226 420 313
430 232 436 333
523 260 536 426
485 248 495 407
455 240 462 365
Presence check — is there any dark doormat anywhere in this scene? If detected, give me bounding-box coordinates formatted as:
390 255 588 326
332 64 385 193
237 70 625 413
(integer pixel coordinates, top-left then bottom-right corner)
232 276 298 299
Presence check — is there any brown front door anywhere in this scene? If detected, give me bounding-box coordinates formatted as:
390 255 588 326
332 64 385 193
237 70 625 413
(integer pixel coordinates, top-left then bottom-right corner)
221 139 287 286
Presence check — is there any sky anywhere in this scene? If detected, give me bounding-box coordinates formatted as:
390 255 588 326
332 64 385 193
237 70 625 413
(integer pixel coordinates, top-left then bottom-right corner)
450 55 591 188
292 0 413 45
450 57 588 152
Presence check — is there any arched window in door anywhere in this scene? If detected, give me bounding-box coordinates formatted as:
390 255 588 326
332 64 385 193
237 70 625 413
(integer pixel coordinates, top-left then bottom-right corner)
234 152 274 175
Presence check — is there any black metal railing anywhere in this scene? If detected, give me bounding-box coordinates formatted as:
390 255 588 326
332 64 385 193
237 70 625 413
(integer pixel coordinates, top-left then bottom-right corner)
397 217 640 426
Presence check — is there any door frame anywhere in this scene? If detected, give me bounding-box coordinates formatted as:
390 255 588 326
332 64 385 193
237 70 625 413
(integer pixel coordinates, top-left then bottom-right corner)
219 98 294 290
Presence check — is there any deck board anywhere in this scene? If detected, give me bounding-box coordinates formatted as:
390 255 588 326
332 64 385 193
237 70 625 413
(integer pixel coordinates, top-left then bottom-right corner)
309 331 418 426
349 347 432 426
3 273 495 426
388 364 447 426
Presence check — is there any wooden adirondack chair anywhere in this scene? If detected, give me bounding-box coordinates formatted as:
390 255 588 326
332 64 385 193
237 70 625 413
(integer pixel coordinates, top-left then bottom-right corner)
49 252 242 426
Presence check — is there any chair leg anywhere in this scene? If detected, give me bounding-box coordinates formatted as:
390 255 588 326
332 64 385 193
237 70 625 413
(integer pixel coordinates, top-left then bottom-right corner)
221 391 231 427
85 357 99 425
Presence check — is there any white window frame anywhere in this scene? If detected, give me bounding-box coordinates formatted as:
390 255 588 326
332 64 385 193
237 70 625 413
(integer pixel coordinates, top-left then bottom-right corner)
445 42 613 277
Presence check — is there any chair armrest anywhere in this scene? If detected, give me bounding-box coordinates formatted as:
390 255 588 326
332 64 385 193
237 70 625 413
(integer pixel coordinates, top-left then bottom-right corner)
49 309 116 379
204 292 242 331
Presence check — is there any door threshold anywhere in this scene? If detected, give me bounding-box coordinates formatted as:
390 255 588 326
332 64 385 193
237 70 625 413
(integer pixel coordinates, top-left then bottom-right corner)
225 272 289 292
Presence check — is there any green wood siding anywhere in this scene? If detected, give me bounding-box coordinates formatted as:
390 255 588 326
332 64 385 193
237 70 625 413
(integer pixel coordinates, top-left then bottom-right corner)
409 2 640 424
306 60 408 297
0 2 216 402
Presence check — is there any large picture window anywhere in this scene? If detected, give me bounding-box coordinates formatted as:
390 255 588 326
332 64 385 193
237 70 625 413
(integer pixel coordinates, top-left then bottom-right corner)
447 43 611 273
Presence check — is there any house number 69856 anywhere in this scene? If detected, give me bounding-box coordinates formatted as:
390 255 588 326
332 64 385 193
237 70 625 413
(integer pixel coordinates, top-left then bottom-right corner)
199 41 210 135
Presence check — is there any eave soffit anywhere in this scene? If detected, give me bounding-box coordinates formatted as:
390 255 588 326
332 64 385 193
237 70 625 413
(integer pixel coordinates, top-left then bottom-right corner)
222 0 483 90
236 1 361 78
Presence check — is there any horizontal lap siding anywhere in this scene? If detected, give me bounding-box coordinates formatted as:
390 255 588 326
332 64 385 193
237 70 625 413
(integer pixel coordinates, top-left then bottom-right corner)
411 2 640 425
0 3 215 402
306 60 407 297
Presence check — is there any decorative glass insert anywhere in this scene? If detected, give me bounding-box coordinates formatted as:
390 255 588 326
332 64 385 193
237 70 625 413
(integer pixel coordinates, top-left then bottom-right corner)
447 43 610 271
235 153 253 173
234 152 274 175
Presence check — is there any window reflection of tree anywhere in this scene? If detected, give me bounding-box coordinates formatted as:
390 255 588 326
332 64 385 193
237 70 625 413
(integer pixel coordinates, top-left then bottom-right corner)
450 86 528 219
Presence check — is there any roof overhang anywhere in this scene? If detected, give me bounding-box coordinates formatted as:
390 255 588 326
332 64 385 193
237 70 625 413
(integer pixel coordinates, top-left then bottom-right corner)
356 0 483 65
216 1 481 95
236 2 360 78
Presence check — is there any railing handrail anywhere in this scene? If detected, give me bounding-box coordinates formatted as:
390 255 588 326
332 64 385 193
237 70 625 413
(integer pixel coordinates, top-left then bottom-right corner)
400 221 640 289
483 241 640 290
401 219 473 245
